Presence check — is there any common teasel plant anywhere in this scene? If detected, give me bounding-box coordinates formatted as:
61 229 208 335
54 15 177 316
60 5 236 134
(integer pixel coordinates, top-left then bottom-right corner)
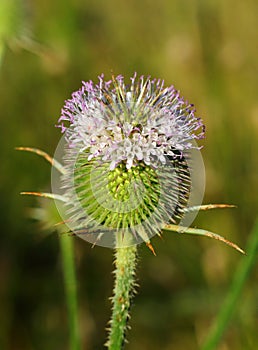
18 74 245 350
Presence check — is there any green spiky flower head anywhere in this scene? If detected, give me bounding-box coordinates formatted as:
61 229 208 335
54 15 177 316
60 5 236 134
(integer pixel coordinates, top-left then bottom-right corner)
53 74 205 248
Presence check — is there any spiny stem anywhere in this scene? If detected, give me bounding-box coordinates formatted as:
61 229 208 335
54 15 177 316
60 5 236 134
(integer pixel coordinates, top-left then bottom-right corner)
106 245 138 350
59 235 81 350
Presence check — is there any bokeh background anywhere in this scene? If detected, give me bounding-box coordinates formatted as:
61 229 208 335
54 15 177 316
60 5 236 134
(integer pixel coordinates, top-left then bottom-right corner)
0 0 257 349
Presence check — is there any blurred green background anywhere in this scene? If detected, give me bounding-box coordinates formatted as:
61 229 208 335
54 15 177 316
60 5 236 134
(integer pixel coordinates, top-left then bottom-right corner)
0 0 257 349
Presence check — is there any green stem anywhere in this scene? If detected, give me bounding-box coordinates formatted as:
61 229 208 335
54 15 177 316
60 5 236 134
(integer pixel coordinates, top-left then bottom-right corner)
106 245 138 350
201 219 258 350
59 235 81 350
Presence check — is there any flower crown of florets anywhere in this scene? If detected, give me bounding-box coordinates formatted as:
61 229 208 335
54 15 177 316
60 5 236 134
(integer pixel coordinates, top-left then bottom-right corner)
57 74 205 170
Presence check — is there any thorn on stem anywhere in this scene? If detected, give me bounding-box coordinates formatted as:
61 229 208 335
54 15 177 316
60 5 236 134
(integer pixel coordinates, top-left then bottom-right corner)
146 242 156 256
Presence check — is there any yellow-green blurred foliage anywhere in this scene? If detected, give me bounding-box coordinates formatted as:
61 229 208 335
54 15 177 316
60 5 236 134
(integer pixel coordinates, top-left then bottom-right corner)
0 1 257 349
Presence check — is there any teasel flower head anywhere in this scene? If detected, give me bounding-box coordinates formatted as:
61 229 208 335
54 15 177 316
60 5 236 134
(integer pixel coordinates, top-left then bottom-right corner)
57 74 205 248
